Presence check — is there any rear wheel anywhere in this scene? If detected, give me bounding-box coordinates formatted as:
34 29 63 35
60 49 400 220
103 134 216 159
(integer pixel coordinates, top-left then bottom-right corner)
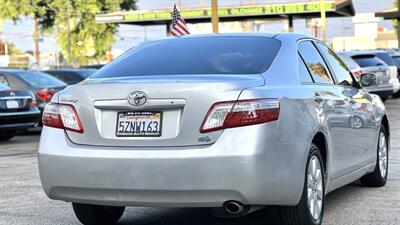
72 203 125 225
360 125 388 187
279 144 325 225
0 131 16 141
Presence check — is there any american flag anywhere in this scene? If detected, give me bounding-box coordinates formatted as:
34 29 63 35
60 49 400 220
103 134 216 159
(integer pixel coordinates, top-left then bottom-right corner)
170 5 190 36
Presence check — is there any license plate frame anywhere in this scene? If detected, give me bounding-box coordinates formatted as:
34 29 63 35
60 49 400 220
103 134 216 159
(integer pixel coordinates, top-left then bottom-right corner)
116 111 162 137
6 100 19 109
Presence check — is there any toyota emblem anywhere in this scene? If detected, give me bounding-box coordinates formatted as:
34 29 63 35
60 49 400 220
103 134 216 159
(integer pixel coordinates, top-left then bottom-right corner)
128 91 147 106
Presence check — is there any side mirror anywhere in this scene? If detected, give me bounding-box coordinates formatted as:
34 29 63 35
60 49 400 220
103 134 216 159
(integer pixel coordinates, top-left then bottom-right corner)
360 73 378 87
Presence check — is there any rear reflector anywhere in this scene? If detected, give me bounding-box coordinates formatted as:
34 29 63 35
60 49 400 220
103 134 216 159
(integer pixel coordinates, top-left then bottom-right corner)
200 99 280 133
42 103 84 133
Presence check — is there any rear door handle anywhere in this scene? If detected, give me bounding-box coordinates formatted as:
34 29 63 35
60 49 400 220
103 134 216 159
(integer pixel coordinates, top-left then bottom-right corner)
346 98 356 104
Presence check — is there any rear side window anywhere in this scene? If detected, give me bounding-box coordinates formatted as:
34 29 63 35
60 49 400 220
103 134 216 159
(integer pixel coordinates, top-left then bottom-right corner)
316 43 354 86
0 74 9 86
352 55 386 67
375 53 396 66
298 41 333 84
298 54 313 83
15 71 66 88
92 37 282 78
0 83 9 90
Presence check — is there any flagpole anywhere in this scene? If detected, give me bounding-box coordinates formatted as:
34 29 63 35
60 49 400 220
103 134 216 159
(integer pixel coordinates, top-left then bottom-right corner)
211 0 219 33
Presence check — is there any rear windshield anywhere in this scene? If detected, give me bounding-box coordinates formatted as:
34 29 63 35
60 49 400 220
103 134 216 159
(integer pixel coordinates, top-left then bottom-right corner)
338 54 360 70
375 53 396 66
92 37 281 78
352 55 386 67
15 71 66 88
78 70 96 78
392 56 400 66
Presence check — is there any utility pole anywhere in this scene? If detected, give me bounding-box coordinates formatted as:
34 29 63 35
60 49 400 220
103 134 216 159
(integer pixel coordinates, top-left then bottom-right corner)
211 0 219 33
397 0 400 48
33 15 40 66
320 0 327 42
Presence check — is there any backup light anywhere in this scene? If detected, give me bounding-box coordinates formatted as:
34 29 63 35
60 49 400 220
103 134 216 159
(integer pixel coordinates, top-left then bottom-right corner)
200 98 280 133
42 103 84 133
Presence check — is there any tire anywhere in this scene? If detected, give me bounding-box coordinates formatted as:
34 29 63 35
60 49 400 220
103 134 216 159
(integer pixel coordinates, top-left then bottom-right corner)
72 203 125 225
360 125 389 187
0 131 16 141
279 144 325 225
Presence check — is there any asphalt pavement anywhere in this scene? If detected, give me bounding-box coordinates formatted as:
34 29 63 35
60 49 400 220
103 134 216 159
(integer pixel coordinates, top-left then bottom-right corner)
0 99 399 225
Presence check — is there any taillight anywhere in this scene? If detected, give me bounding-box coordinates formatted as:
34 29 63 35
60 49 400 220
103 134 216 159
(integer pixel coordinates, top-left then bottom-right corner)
200 98 280 133
42 103 84 133
352 69 362 77
36 89 56 101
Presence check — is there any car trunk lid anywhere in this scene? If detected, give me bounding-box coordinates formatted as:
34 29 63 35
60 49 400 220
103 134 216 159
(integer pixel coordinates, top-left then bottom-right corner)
58 74 264 147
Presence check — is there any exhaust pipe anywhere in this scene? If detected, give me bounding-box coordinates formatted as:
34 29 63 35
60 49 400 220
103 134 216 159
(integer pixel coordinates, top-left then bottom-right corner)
223 201 246 215
211 201 265 218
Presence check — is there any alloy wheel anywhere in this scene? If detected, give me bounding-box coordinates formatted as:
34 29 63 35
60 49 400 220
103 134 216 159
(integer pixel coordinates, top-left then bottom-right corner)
307 155 323 221
378 131 388 178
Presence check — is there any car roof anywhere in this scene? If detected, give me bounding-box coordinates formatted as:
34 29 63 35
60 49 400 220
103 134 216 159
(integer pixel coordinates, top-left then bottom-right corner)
144 32 312 44
45 68 96 72
342 50 393 57
0 68 26 73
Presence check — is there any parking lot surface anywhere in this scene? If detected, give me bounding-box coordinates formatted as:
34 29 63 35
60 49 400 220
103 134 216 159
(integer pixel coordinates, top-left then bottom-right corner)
0 99 399 225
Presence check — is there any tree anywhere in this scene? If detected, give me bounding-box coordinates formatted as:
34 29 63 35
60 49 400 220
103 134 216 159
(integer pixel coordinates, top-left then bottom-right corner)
0 0 137 66
51 0 137 66
0 0 54 64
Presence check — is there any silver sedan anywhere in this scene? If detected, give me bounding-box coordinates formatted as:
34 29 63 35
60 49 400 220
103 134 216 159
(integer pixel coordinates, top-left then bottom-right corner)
38 33 390 225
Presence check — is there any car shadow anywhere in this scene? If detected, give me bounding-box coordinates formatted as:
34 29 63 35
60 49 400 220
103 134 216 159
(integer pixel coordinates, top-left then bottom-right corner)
120 206 282 225
117 181 371 225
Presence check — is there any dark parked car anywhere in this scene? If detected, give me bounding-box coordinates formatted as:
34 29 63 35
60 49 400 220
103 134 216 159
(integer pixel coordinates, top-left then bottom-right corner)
81 64 104 69
0 83 41 140
0 69 67 114
44 68 96 85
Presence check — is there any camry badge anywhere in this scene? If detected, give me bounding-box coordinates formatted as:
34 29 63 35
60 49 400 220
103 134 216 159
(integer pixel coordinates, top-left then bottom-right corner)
128 91 147 106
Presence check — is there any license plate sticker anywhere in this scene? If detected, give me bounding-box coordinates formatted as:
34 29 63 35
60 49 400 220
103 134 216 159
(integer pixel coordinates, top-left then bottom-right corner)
6 100 19 109
116 111 162 137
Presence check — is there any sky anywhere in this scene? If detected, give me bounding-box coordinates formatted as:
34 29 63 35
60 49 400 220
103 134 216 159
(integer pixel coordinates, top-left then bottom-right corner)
0 0 395 53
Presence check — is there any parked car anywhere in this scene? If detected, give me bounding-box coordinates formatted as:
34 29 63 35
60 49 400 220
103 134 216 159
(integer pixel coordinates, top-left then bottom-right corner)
338 53 362 76
0 83 41 140
81 64 104 69
39 34 390 225
341 51 400 101
43 68 96 85
0 69 67 115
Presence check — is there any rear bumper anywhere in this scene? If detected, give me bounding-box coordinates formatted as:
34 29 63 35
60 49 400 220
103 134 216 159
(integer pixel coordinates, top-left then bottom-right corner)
366 82 399 98
0 110 41 130
38 125 309 208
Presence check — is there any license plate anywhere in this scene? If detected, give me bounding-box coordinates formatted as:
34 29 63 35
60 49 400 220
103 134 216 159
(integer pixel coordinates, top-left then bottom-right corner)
6 100 19 109
116 111 162 137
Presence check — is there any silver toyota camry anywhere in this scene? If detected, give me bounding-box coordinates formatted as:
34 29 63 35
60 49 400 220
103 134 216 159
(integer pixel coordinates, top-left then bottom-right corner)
38 33 390 225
